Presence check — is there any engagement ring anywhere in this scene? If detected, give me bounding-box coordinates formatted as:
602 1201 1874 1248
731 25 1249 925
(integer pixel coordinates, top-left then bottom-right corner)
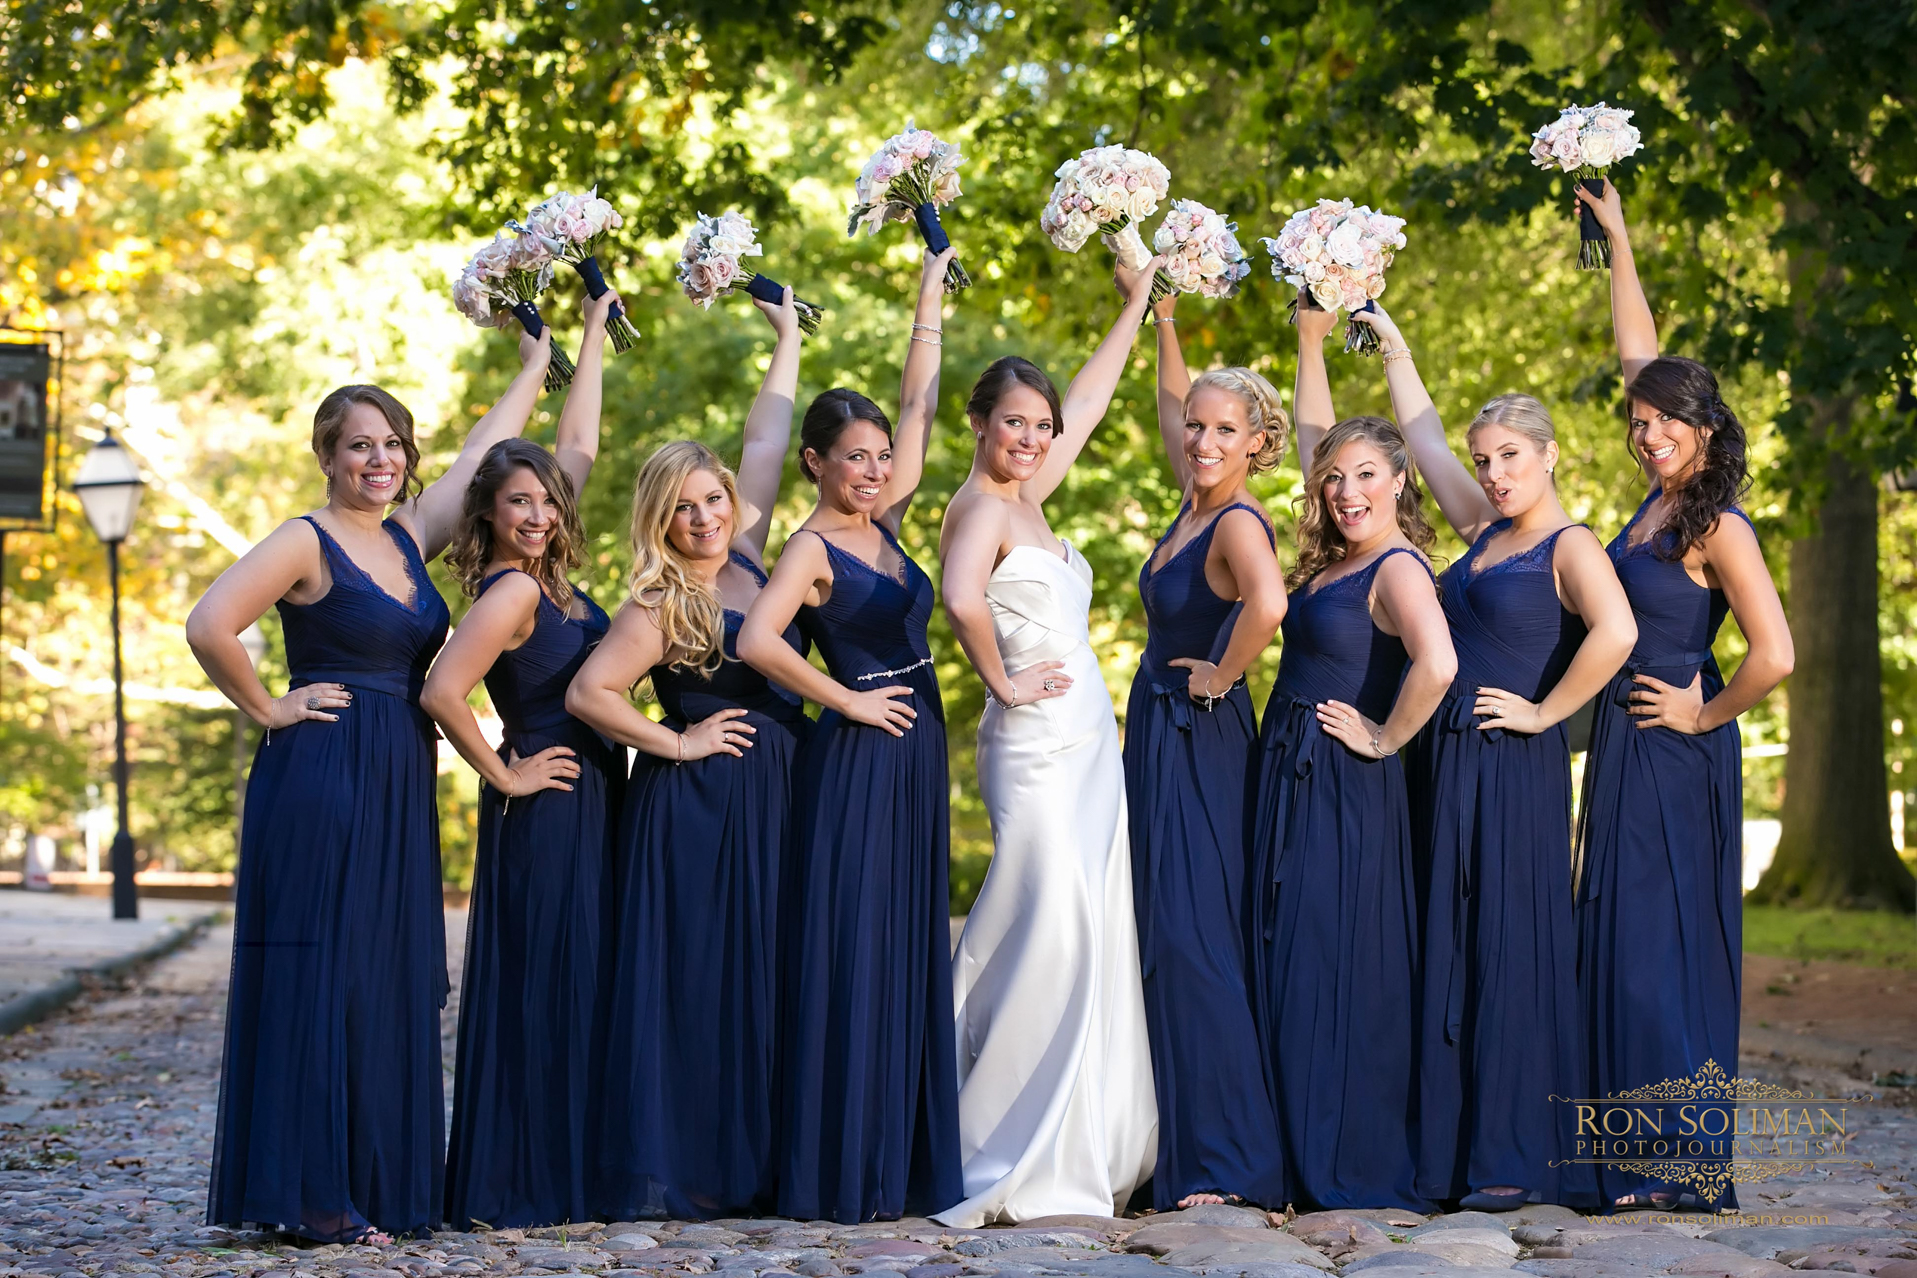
1043 679 1059 691
306 696 321 709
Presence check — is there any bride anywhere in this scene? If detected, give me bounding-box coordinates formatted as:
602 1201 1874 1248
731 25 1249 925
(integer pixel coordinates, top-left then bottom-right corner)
933 260 1161 1227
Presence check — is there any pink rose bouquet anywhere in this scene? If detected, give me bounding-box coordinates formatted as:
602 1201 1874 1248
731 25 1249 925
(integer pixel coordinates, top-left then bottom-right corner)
517 186 641 351
453 232 575 391
1528 103 1643 268
1148 199 1251 304
678 211 825 335
1039 145 1172 270
847 122 970 293
1259 199 1407 355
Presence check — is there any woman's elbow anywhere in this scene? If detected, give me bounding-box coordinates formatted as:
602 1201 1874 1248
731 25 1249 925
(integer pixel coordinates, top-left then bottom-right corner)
1423 649 1460 687
563 682 597 725
418 680 458 722
183 605 221 657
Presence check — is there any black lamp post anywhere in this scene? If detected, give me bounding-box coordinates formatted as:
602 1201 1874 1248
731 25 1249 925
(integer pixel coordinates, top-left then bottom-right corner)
74 429 145 921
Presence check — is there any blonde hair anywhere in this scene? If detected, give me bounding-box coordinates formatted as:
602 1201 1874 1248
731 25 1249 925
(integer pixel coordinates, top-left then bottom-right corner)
628 441 737 677
1186 368 1290 473
1467 392 1558 457
1289 415 1436 591
444 440 584 608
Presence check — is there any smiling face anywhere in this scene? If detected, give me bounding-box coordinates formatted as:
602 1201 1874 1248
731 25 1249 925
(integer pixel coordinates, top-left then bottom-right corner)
971 384 1056 483
668 467 735 563
1470 423 1558 519
1322 438 1403 545
323 402 409 509
487 464 563 564
807 420 894 516
1183 385 1264 495
1629 397 1708 485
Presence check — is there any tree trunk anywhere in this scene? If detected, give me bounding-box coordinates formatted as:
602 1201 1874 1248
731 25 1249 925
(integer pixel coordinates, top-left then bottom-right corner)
1751 444 1917 911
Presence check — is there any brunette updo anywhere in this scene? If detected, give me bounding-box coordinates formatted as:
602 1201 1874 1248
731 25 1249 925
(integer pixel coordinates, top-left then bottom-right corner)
967 356 1064 436
1626 356 1751 559
800 388 893 483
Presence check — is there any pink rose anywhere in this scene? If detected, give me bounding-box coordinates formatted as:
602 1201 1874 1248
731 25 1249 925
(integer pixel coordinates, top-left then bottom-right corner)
708 255 739 289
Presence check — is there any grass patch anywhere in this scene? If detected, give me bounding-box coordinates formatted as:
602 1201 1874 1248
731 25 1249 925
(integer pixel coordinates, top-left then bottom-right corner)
1744 905 1917 968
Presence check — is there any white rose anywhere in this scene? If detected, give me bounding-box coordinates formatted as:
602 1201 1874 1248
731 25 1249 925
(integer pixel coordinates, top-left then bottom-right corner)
1581 129 1617 168
1197 250 1226 277
1326 221 1365 268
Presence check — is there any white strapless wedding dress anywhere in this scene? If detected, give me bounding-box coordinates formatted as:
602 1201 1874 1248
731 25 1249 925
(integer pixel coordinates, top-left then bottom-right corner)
934 542 1158 1228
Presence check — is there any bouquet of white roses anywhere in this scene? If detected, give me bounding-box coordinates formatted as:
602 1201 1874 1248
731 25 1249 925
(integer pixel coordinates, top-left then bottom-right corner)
1148 199 1251 304
678 211 825 335
516 185 641 351
1259 199 1407 355
1528 103 1643 269
453 232 576 391
847 123 970 293
1039 144 1172 271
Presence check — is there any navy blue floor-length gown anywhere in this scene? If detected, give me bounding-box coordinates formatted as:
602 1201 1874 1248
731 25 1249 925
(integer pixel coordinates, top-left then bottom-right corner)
776 525 963 1224
593 551 809 1221
444 570 621 1229
1410 522 1591 1207
1123 501 1287 1210
1247 546 1431 1213
1576 495 1747 1210
209 516 451 1242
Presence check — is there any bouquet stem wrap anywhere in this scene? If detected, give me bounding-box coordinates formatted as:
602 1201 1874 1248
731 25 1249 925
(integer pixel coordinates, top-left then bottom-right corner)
1102 221 1152 271
742 272 825 335
570 257 642 352
914 202 972 290
509 301 577 392
1577 176 1611 270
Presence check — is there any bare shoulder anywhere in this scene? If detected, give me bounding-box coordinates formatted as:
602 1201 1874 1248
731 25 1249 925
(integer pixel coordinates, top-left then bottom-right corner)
1375 547 1439 596
1551 523 1610 565
1215 502 1277 546
1699 508 1761 559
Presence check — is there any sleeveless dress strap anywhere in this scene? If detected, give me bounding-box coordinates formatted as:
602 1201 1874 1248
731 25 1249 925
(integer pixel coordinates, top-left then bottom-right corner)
1368 544 1434 584
1217 501 1276 549
729 548 771 586
477 566 532 596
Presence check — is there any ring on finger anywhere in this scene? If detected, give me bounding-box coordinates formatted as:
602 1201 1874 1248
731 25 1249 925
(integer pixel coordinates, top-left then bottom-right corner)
305 696 320 710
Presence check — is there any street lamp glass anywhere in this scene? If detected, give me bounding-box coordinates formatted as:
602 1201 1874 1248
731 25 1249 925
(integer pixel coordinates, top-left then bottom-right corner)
74 432 146 544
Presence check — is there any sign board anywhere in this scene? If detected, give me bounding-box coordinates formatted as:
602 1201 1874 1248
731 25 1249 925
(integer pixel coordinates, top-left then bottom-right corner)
0 343 51 525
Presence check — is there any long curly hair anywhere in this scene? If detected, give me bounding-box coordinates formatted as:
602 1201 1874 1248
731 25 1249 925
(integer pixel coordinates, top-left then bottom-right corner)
311 384 424 505
1288 415 1436 591
443 439 583 608
1186 367 1290 474
1626 356 1751 560
628 440 737 677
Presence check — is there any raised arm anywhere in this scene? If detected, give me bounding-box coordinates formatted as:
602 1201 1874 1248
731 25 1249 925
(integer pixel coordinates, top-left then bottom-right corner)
1292 300 1340 476
941 496 1071 709
420 573 581 794
1319 554 1457 758
184 520 349 729
1354 303 1498 543
1153 292 1192 492
1167 508 1287 701
398 327 552 561
552 292 619 496
1027 255 1161 503
1578 179 1658 386
565 600 754 762
734 288 804 560
877 247 958 533
737 532 917 735
1476 527 1636 733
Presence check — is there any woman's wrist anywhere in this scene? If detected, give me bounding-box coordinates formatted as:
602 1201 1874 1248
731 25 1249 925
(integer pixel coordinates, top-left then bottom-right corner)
993 678 1020 709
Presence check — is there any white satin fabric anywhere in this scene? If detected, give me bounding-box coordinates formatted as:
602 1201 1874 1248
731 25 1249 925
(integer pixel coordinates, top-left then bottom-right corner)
934 543 1158 1228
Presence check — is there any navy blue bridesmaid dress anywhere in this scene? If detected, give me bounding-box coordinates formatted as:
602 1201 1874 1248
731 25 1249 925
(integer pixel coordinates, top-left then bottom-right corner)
1575 494 1748 1210
209 516 451 1242
776 524 964 1223
1410 522 1591 1207
593 551 810 1220
1247 546 1431 1212
444 570 621 1229
1123 501 1287 1210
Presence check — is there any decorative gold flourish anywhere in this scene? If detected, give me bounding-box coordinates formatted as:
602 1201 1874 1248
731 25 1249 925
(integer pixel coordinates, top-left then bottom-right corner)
1609 1159 1817 1198
1605 1060 1809 1103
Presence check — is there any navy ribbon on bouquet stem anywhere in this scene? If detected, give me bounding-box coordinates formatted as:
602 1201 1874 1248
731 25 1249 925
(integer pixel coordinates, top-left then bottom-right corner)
571 256 628 325
913 202 952 255
744 273 786 305
508 300 545 337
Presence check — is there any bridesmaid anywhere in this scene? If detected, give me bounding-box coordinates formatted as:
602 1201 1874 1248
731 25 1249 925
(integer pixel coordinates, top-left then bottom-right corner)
1126 290 1289 1211
1353 301 1635 1211
738 248 963 1224
566 288 809 1220
187 326 553 1242
1246 303 1456 1212
422 293 622 1229
1575 180 1793 1212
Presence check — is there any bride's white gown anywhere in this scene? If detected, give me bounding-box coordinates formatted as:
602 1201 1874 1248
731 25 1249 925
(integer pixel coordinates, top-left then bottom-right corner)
934 542 1158 1228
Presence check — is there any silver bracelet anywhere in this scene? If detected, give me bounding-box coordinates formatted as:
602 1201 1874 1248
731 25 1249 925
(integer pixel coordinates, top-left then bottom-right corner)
995 682 1020 710
910 334 942 346
1380 347 1413 365
675 732 686 765
911 322 942 334
1370 732 1398 757
1152 315 1176 326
